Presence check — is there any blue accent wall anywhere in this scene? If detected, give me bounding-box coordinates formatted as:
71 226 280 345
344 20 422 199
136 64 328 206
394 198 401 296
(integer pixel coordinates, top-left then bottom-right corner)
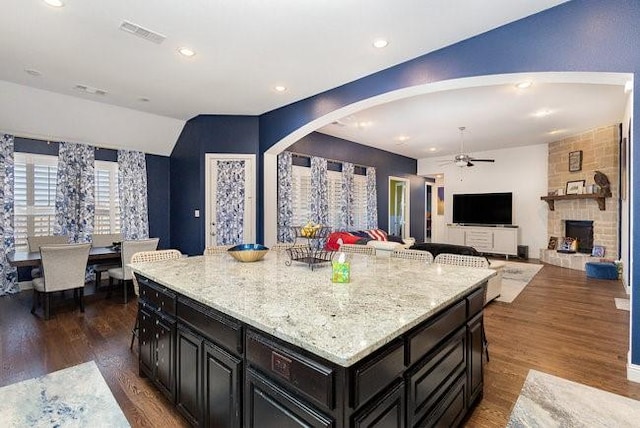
170 115 260 255
254 0 640 365
287 132 426 242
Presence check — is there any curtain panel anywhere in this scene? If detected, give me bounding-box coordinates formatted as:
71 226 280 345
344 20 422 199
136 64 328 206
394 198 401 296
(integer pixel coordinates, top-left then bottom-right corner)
310 157 328 226
340 162 355 231
215 160 245 245
366 167 378 229
0 134 17 295
55 142 95 243
277 152 294 243
118 150 149 240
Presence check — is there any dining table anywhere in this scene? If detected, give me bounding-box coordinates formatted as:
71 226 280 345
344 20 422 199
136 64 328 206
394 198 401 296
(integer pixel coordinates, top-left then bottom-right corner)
7 246 121 268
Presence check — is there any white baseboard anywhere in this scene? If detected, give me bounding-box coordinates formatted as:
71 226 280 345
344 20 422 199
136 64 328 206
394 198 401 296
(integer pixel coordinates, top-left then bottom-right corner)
18 280 33 291
627 357 640 383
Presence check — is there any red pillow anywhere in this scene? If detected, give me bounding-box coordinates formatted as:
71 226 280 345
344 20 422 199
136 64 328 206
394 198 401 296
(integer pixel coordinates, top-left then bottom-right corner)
366 229 388 241
325 232 359 251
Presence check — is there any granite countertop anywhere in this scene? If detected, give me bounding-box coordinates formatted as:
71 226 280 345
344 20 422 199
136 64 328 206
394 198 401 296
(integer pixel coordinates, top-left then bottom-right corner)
131 251 494 367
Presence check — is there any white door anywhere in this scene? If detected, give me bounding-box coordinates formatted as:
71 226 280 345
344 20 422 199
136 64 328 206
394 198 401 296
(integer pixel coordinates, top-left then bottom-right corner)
205 154 256 246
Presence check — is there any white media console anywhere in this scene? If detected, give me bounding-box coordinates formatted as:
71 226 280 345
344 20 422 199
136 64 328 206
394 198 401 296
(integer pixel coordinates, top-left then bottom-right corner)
446 224 519 257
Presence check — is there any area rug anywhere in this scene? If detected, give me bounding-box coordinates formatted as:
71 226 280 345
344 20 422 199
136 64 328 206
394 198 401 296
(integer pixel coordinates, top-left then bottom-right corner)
507 369 640 427
0 361 129 427
495 261 543 303
615 297 630 311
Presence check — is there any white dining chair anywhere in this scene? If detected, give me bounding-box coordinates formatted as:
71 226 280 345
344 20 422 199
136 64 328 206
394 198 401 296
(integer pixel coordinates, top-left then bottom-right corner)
108 238 159 303
31 243 91 320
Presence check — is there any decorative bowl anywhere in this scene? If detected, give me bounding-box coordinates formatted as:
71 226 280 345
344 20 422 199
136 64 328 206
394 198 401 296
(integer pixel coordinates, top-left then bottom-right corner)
227 244 269 262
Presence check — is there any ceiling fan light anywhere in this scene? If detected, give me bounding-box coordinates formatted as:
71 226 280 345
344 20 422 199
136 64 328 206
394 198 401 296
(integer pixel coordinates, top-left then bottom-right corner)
455 159 468 167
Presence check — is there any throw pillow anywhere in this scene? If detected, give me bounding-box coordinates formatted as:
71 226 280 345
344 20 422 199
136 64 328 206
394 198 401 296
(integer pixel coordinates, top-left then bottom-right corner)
366 229 388 241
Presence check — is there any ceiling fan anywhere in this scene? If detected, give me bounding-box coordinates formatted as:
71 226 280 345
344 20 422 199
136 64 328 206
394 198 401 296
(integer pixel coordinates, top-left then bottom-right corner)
447 126 495 167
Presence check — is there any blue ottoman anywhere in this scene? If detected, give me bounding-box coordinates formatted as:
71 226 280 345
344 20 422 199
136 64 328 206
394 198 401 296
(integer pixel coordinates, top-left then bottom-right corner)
585 262 618 280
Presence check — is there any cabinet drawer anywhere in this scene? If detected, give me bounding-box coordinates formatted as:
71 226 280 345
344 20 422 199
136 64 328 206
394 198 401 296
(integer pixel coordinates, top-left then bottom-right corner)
467 286 484 317
406 328 466 425
246 331 335 410
406 300 465 366
138 276 176 316
351 339 404 409
177 297 243 356
415 373 467 428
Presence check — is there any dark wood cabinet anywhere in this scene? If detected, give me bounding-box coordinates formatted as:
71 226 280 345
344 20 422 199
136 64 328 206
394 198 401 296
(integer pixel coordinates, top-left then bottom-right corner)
352 380 404 428
246 368 334 428
136 274 486 428
467 312 484 405
203 340 242 428
138 301 176 401
176 326 202 426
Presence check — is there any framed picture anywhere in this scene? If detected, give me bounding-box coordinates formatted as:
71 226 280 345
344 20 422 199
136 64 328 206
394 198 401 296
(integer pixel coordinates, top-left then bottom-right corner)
558 237 577 253
547 236 558 250
566 179 585 195
569 150 583 172
592 245 606 257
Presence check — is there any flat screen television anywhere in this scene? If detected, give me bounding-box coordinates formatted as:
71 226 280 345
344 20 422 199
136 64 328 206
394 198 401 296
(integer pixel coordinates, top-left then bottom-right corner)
452 192 513 225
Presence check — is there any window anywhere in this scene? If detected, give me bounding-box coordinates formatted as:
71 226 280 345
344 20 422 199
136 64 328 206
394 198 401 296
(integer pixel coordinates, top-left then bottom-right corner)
290 163 369 231
13 154 121 249
14 153 58 250
94 160 120 235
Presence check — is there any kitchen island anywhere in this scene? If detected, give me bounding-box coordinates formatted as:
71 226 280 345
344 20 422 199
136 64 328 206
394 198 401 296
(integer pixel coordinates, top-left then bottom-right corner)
131 251 494 427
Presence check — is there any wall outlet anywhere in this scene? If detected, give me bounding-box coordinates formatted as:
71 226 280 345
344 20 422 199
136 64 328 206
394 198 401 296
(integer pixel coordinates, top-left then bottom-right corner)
194 209 200 218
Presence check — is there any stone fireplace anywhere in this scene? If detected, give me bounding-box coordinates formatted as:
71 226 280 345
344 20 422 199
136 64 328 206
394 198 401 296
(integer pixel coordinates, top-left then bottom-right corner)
540 125 619 270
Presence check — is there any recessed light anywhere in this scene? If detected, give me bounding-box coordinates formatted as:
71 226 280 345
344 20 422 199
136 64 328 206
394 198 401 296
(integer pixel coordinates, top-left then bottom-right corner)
357 121 373 129
436 174 442 179
396 135 410 142
24 68 42 77
373 39 388 49
533 109 553 118
178 47 196 57
548 129 565 135
515 80 532 89
429 147 437 152
43 0 64 7
274 85 287 92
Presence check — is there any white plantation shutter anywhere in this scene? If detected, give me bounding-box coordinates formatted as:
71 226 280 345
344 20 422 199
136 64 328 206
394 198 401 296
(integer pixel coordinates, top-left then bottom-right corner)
13 153 58 250
291 165 311 226
327 170 342 230
290 162 368 231
94 161 120 234
352 174 368 230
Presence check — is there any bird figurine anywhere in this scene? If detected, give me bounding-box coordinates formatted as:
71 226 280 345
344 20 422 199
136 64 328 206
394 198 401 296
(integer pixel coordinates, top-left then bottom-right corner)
594 171 612 196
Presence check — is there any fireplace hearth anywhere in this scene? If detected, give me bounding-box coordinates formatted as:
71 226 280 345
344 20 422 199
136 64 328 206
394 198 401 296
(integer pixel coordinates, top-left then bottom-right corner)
565 220 594 254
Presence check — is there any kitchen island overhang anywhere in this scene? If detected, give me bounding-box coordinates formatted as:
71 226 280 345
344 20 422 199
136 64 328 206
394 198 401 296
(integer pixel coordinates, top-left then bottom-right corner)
132 252 494 427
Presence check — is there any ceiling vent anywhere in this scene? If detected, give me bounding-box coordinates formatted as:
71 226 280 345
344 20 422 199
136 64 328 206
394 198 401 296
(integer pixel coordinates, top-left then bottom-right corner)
119 20 166 44
75 84 108 96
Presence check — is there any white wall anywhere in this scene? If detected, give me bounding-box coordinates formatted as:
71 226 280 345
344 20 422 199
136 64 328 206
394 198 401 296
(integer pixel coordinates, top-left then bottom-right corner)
0 80 185 156
417 143 548 257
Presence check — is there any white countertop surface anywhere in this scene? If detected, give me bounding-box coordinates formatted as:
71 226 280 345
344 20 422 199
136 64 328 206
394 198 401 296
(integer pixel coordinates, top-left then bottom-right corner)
131 251 494 366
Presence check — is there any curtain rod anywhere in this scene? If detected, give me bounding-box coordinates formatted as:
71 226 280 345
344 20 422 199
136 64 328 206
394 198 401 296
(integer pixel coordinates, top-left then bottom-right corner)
287 151 372 171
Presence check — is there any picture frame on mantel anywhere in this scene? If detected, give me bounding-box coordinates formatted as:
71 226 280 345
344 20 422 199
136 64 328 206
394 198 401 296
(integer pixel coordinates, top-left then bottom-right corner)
566 179 585 195
569 150 583 172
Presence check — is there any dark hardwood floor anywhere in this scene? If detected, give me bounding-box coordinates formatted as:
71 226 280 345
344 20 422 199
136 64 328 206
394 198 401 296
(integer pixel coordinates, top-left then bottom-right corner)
0 262 637 427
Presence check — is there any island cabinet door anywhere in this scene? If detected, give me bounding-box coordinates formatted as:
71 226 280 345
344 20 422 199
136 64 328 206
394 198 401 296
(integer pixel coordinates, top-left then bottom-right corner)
467 312 484 406
203 340 242 428
351 379 404 428
176 326 203 427
138 304 154 378
245 368 334 428
155 314 176 401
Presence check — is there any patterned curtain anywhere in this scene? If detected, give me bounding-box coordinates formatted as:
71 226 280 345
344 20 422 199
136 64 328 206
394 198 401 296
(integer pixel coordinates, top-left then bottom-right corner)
55 142 95 243
366 167 378 229
118 150 149 240
0 134 17 295
310 157 328 226
340 162 354 231
277 152 294 242
215 160 245 245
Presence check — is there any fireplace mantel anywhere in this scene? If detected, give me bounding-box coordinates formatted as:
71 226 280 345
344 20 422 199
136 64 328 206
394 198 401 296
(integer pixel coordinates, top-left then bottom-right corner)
540 193 611 211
